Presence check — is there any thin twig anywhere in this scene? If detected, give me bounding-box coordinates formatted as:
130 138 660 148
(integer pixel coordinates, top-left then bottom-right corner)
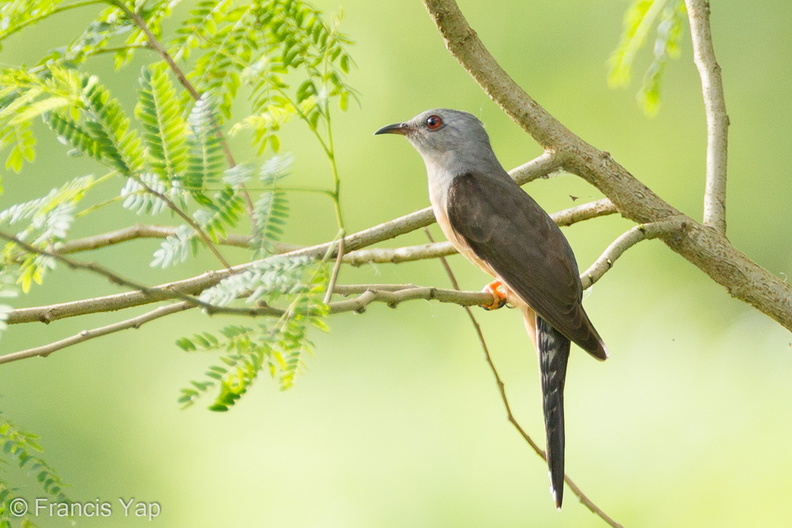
0 302 193 365
580 217 688 289
686 0 729 234
130 176 232 269
323 232 346 304
424 229 620 524
115 1 254 215
0 285 494 365
54 224 268 254
5 195 614 326
0 230 214 312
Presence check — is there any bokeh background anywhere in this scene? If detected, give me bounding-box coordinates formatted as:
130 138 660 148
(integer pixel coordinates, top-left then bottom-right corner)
2 0 791 526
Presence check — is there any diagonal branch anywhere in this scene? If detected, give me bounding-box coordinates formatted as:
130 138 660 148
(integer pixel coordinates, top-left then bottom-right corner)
425 230 623 527
344 198 617 266
685 0 729 234
130 176 232 269
421 0 792 331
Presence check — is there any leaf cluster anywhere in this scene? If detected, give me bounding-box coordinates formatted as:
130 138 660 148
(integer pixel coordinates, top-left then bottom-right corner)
0 412 69 528
177 256 330 410
0 0 353 409
608 0 687 115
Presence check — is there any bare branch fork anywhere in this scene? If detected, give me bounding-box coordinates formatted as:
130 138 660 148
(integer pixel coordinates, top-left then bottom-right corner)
421 0 792 330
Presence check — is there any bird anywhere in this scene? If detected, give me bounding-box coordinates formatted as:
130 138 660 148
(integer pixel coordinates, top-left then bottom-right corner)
375 108 607 509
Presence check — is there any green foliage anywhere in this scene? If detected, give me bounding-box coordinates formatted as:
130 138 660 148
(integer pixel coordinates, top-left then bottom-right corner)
0 175 96 292
136 64 188 183
0 412 69 527
608 0 686 115
252 154 293 257
0 0 350 409
184 94 225 204
178 256 330 410
0 0 353 514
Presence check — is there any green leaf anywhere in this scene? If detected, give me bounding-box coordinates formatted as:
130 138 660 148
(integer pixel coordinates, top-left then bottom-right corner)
608 0 686 116
184 94 225 197
0 412 70 506
136 64 188 183
1 120 35 174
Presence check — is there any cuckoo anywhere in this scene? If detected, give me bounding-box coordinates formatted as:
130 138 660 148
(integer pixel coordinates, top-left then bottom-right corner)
375 108 607 508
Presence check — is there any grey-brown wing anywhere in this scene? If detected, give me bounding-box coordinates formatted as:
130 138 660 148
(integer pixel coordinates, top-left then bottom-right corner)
446 172 606 358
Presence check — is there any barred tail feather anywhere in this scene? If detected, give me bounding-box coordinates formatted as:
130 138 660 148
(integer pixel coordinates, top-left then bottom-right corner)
537 316 570 509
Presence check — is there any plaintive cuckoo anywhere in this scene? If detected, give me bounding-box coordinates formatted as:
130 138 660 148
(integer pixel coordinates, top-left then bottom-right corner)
375 108 607 509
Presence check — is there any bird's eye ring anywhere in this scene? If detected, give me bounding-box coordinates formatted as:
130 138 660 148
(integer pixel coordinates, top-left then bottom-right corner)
425 115 443 130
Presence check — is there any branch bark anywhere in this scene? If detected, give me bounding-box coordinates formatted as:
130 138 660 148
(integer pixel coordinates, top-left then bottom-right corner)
421 0 792 331
5 196 614 325
4 154 566 325
686 0 730 234
0 285 494 365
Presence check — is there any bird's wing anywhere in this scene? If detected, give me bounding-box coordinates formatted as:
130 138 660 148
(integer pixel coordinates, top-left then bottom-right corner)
446 172 606 359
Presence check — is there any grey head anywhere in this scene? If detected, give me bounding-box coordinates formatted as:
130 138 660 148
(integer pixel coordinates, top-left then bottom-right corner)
375 108 504 177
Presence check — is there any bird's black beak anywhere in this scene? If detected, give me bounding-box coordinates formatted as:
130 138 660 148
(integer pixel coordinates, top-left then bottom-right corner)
374 122 410 136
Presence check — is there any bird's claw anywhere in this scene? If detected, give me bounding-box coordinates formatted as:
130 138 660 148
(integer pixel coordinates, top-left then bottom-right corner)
481 280 508 310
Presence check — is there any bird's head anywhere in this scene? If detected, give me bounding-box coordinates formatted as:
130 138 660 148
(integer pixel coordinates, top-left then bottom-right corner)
375 108 495 163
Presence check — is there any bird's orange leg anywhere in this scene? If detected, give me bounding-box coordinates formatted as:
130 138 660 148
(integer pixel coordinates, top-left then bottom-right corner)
481 280 508 310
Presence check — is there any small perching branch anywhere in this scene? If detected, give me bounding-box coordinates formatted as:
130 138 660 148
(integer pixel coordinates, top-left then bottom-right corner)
421 0 792 331
581 216 688 289
685 0 729 234
0 302 193 366
0 285 495 365
54 224 264 254
5 195 615 326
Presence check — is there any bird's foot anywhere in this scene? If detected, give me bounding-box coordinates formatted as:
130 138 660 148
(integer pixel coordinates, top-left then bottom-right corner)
481 280 508 310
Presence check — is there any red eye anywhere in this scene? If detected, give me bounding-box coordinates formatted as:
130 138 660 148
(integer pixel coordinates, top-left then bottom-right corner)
425 115 443 130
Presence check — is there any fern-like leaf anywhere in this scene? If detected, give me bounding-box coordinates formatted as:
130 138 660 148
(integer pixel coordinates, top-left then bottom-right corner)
0 120 35 175
251 154 293 256
0 411 70 512
136 63 188 183
185 94 225 203
1 175 94 291
80 74 144 174
181 255 330 409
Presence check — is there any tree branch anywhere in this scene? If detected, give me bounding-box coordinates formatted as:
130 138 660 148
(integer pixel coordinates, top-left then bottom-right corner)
686 0 729 234
344 198 617 266
0 230 230 316
6 194 613 325
0 285 495 365
54 224 264 254
421 0 792 331
581 217 689 289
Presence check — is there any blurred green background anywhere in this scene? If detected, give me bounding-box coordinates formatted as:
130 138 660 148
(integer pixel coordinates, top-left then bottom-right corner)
2 0 791 526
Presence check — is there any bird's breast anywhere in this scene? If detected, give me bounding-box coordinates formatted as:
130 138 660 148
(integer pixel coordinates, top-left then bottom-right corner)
429 176 497 278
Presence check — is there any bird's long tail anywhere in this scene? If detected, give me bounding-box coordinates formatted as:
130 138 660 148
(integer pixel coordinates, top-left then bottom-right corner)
536 315 570 509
